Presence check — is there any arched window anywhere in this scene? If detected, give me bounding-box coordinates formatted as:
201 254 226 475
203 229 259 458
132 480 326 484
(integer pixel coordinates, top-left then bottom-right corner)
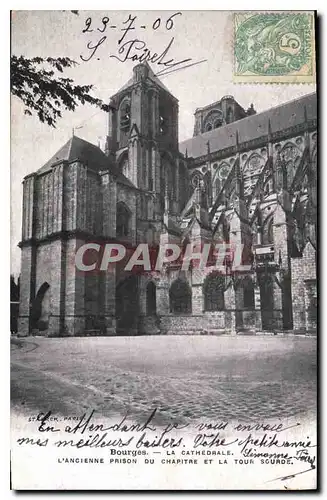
191 172 202 189
226 107 233 124
204 274 225 311
118 153 129 176
116 202 130 238
242 278 255 309
214 177 221 199
262 217 274 245
120 100 131 130
169 279 192 314
167 163 174 197
159 105 167 135
146 282 157 315
159 115 166 134
205 123 212 132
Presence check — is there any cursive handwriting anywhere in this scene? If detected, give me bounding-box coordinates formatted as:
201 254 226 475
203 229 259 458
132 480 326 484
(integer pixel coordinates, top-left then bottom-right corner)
193 432 238 448
64 408 157 434
110 37 192 73
294 448 316 468
79 11 205 76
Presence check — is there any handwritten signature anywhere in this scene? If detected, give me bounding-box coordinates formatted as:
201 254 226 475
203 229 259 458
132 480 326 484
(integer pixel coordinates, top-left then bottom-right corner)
79 12 206 77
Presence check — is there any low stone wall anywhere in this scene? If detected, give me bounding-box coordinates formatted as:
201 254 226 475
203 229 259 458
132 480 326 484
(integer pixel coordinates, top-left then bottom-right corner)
159 313 227 335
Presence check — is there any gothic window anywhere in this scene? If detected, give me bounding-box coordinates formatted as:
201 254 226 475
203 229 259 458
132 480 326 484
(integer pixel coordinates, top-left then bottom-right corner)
120 100 131 130
218 162 230 181
116 202 130 238
159 105 168 135
226 107 233 124
204 274 225 311
146 282 157 315
159 115 166 134
169 279 192 314
203 110 223 133
167 163 174 196
262 217 274 245
191 171 202 188
242 278 255 309
119 154 129 176
214 177 221 198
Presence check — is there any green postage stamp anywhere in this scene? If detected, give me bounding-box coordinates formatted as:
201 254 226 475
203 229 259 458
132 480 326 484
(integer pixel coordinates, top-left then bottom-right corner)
234 12 316 83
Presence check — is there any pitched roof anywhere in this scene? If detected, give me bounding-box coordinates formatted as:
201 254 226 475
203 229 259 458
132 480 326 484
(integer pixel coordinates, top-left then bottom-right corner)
179 92 317 159
112 62 174 99
37 136 109 174
36 135 135 188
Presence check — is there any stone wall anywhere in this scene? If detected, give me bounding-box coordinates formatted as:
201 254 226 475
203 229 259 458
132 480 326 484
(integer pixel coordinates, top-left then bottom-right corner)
291 241 317 332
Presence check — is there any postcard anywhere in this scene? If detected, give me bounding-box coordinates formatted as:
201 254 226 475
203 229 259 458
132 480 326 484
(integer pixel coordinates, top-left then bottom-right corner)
10 10 317 490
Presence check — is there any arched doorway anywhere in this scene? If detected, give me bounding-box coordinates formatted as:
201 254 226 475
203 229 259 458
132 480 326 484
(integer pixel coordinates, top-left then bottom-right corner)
116 202 131 239
235 276 255 331
30 282 50 333
203 273 225 311
115 275 139 335
169 279 192 314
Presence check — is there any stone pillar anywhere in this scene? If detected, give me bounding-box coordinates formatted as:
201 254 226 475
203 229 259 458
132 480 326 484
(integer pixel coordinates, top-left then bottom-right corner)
18 174 37 336
53 164 63 233
18 245 36 336
234 285 243 331
64 238 86 336
273 278 283 330
101 172 117 238
47 240 65 337
152 145 161 201
225 284 236 336
254 284 262 332
151 89 159 138
21 173 36 241
106 99 117 154
156 277 169 315
273 194 290 269
103 269 116 335
192 269 203 315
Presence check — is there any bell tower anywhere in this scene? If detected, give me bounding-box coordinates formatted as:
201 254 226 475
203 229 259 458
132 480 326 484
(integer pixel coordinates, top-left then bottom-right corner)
105 62 184 215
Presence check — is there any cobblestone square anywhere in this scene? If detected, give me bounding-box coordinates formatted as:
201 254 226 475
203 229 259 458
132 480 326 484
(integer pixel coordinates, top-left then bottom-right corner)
11 335 317 424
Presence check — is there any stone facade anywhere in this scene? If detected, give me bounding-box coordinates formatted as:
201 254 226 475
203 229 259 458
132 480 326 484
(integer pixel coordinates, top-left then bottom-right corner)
18 62 317 337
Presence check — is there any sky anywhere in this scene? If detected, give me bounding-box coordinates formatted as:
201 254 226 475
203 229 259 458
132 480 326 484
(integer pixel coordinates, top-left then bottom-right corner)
10 10 316 276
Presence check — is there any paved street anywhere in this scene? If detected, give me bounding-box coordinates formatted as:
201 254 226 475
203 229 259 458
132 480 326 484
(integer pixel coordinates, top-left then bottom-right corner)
11 335 317 424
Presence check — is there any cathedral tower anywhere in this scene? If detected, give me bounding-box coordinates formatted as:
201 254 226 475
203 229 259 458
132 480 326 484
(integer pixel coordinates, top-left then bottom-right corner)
106 62 187 218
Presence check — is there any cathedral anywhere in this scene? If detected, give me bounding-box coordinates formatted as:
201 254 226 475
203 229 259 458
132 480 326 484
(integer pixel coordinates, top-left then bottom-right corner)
18 62 317 337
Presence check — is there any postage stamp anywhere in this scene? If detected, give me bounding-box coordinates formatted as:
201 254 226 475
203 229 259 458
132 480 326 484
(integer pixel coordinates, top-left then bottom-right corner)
233 12 316 83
